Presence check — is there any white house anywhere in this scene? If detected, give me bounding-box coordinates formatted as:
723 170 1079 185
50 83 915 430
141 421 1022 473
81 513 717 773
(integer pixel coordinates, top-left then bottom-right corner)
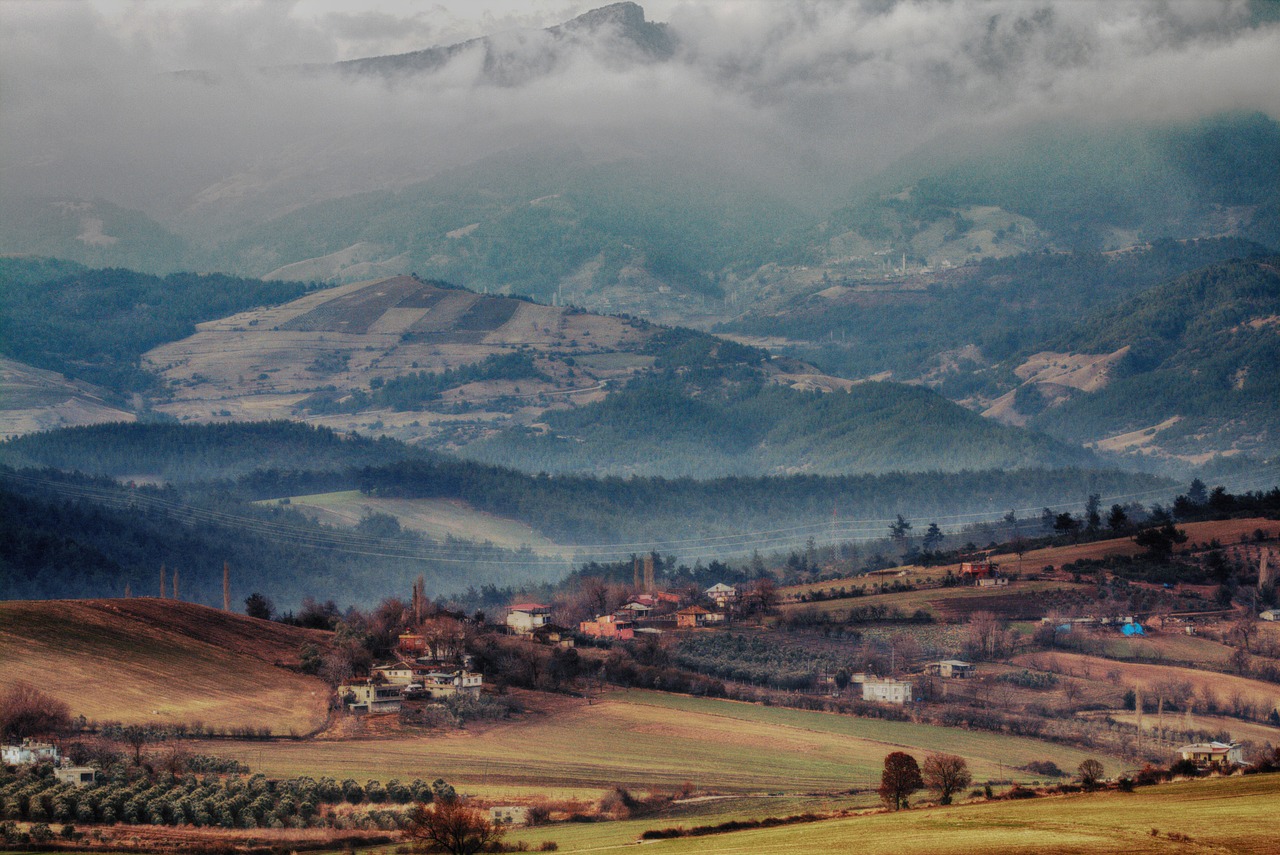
861 678 913 705
419 670 484 700
704 583 738 608
925 660 974 678
1 740 60 766
506 603 551 634
1177 741 1245 768
339 682 403 713
1260 610 1279 622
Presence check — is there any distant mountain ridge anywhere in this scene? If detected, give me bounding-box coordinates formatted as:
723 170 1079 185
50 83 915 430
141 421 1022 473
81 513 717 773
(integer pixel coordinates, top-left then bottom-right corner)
325 2 674 83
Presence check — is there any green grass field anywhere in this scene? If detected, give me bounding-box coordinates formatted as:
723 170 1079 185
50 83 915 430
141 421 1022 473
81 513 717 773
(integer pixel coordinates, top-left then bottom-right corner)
278 490 565 554
209 689 1118 801
504 774 1280 854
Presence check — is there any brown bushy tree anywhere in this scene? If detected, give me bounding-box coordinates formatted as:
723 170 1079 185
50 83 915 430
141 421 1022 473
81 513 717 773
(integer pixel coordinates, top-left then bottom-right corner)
404 799 503 854
1078 758 1106 790
878 751 923 810
0 682 70 741
922 753 972 805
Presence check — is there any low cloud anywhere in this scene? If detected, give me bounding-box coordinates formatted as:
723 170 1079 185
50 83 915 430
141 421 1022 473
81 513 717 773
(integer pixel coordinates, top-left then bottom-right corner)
2 0 1277 232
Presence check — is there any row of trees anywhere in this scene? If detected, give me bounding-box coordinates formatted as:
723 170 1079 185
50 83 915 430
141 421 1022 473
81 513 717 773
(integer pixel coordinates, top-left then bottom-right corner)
877 752 1109 810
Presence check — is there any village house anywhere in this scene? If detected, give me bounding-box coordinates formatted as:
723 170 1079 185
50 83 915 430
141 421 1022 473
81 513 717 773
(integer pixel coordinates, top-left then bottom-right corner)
530 623 575 647
959 561 999 584
1177 741 1244 769
338 681 404 713
861 677 913 705
619 601 654 619
925 659 974 678
1260 609 1280 622
579 613 635 640
506 603 551 635
397 633 427 655
418 670 484 700
676 605 712 628
489 806 529 826
1 740 60 766
371 663 419 684
704 583 739 609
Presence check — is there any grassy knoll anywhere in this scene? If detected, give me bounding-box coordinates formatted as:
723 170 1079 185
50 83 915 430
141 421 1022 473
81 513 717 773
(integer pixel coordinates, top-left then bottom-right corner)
1018 651 1280 716
209 690 1116 801
0 599 329 734
530 773 1280 854
282 489 564 554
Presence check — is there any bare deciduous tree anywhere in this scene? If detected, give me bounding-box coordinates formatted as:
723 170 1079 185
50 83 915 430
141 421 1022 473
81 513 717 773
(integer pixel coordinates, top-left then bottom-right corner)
922 753 972 805
404 799 504 855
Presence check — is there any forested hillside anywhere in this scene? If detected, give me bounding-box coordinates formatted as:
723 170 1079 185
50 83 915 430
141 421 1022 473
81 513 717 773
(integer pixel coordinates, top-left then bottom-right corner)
0 259 317 393
1025 257 1280 456
0 421 436 482
0 421 1172 607
726 238 1272 383
461 372 1093 477
0 466 567 607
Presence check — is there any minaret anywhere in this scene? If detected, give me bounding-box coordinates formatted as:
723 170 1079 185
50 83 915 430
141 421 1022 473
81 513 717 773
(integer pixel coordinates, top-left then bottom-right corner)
223 562 231 611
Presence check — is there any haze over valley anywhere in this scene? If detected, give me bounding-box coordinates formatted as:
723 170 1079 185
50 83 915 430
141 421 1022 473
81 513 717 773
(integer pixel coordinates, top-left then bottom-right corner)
2 4 1280 853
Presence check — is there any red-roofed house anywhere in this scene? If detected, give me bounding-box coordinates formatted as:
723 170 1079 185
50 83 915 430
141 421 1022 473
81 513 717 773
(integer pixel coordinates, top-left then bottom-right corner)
676 605 712 628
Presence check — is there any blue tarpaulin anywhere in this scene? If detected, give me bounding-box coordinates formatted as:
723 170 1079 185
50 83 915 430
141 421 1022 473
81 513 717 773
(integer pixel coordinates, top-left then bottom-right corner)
1121 623 1145 636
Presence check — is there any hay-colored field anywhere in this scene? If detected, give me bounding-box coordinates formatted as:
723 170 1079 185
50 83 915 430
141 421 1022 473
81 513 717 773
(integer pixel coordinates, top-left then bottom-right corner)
1084 630 1237 667
0 599 330 735
1100 710 1280 746
778 580 1075 621
210 689 1118 801
797 518 1279 591
280 490 565 555
0 356 135 437
1017 652 1280 716
507 774 1280 854
988 517 1280 568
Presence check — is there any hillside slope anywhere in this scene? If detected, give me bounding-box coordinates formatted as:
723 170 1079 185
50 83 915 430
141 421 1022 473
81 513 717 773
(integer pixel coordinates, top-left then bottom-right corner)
0 599 330 734
140 273 1089 476
1021 257 1280 460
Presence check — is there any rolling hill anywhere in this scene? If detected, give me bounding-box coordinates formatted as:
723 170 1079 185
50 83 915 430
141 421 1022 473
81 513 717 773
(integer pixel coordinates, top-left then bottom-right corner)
0 599 330 735
137 272 1093 476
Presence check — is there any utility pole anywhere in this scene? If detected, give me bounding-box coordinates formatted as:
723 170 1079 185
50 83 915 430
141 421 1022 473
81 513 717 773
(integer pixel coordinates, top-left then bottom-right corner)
159 564 166 599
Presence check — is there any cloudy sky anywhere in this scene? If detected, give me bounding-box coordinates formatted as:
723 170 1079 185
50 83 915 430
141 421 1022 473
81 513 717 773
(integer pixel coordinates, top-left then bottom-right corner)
3 1 1279 229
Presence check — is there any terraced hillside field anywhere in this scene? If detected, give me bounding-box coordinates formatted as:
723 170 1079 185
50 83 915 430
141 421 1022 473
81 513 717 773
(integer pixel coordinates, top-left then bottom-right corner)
0 599 331 735
143 275 652 440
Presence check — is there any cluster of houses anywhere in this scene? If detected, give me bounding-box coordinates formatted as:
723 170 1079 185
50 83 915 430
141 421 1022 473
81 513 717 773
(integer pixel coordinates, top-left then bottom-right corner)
337 632 483 714
505 584 739 643
1 739 97 786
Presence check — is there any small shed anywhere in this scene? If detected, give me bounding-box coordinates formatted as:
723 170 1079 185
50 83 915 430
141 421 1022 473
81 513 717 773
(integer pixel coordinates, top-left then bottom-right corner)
55 767 97 786
927 659 974 678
